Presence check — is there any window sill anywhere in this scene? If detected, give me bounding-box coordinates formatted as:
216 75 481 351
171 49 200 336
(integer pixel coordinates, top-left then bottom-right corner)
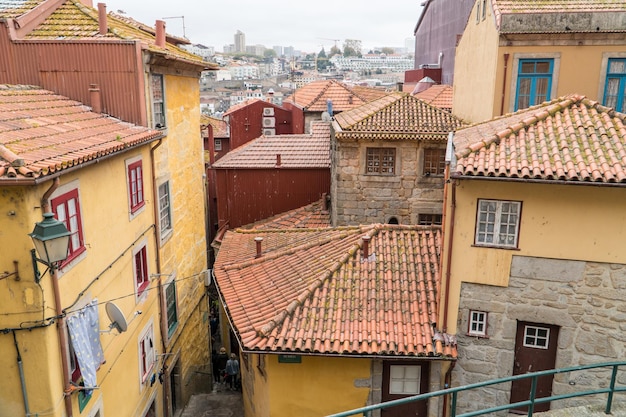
471 244 520 251
466 333 489 339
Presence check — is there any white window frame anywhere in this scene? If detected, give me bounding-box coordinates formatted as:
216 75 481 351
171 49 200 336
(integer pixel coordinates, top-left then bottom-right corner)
508 53 560 113
475 199 521 248
214 139 222 151
468 310 488 336
138 321 156 384
157 179 173 243
523 325 550 349
389 365 421 395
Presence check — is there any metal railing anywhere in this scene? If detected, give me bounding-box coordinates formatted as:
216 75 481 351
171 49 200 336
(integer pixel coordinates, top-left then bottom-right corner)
325 361 626 417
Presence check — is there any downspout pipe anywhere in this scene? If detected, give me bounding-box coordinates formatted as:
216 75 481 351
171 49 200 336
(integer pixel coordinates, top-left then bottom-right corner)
441 132 457 417
500 53 510 116
150 138 172 417
40 178 73 417
13 331 30 417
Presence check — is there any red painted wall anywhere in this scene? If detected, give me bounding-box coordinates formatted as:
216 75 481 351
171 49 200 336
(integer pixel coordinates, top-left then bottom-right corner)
215 168 330 229
227 101 295 150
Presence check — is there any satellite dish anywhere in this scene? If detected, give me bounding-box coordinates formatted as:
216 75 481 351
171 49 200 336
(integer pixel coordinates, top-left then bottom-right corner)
105 302 128 333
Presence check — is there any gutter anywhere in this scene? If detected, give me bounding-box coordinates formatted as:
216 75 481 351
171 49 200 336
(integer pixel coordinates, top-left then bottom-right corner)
450 173 626 188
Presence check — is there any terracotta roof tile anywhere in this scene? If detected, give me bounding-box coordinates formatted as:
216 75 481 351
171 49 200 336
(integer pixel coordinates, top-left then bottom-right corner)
284 80 369 112
212 121 330 169
334 92 466 141
0 0 39 18
413 84 453 112
453 94 626 183
492 0 626 33
2 0 215 69
201 115 228 138
214 224 456 358
0 84 162 180
241 198 331 230
350 85 391 102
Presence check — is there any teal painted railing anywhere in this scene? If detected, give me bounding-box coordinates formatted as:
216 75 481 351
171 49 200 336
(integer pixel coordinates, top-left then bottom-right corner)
325 361 626 417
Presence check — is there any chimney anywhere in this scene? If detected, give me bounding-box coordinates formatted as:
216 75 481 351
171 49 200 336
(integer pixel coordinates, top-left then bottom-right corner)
362 236 371 260
97 3 107 35
254 237 263 258
155 20 166 48
276 154 281 167
89 84 102 114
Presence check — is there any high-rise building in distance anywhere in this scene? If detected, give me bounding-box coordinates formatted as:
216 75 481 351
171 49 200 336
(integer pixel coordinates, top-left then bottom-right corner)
234 30 246 53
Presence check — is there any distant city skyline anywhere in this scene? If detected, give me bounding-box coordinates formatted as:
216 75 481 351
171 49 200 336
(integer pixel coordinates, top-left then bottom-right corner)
104 0 421 53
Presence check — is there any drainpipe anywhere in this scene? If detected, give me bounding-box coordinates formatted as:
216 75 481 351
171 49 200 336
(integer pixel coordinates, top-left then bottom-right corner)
442 177 456 333
13 331 30 417
39 178 73 417
500 53 510 116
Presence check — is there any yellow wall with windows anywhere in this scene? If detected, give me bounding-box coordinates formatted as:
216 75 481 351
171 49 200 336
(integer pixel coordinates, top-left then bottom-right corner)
453 0 626 123
0 144 164 417
441 179 626 334
244 354 372 417
154 71 211 407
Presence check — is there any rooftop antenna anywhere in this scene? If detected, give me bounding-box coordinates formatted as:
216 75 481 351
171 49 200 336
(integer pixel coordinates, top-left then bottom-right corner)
162 15 186 38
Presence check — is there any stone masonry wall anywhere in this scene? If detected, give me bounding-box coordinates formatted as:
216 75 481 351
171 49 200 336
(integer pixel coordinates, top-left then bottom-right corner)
453 256 626 415
331 140 445 226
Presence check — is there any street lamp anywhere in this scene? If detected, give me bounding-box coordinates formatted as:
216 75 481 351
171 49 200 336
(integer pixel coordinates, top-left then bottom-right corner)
29 213 70 281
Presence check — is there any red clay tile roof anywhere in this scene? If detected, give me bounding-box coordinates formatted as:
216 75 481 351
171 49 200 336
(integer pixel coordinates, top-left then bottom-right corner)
350 85 391 102
413 84 453 112
0 0 39 18
214 224 456 358
241 198 331 230
1 0 215 69
333 92 466 141
201 115 228 138
492 0 626 33
0 85 162 180
212 121 330 169
453 94 626 183
284 80 369 112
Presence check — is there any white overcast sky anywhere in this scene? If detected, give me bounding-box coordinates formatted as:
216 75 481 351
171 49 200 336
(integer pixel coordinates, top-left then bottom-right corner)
103 0 423 53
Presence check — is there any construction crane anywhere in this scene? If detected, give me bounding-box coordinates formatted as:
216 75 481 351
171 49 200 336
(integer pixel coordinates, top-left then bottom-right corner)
317 37 341 49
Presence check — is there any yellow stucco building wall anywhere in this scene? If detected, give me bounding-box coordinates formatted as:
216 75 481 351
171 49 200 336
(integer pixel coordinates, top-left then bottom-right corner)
441 179 626 334
453 1 626 123
243 354 371 417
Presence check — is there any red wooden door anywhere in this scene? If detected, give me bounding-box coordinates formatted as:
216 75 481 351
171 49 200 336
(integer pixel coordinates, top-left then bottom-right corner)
510 321 559 413
382 361 429 417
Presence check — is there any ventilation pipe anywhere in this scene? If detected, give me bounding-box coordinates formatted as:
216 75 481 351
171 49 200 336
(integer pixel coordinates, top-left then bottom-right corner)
276 154 281 167
97 3 107 36
362 236 370 259
254 237 263 258
89 84 102 114
155 20 166 48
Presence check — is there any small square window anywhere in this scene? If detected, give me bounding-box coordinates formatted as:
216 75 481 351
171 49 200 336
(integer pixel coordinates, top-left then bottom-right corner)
389 365 421 395
423 148 446 176
417 213 442 225
468 310 488 336
366 147 396 175
523 325 550 349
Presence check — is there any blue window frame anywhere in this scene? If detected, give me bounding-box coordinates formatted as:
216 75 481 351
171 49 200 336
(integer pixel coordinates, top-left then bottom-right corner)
515 59 553 111
603 58 626 112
